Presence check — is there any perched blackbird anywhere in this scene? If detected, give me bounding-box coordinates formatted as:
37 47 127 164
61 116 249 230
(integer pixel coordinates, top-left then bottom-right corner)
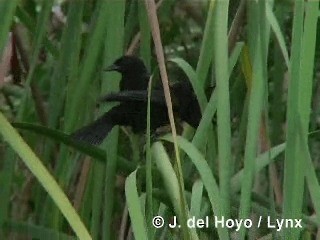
70 101 170 145
71 56 201 145
101 81 201 129
104 55 149 91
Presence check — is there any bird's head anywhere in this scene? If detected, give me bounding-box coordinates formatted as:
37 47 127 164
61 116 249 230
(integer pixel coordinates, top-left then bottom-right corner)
105 55 148 75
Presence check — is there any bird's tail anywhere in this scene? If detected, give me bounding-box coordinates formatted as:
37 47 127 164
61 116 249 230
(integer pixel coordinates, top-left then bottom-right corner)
70 113 114 145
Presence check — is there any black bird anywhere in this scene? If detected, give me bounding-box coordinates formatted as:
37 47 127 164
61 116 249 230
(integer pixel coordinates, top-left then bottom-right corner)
70 55 201 145
104 55 149 91
71 55 166 145
101 81 201 129
70 101 170 145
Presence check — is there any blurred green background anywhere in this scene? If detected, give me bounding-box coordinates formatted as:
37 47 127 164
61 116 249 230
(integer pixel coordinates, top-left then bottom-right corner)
0 0 320 239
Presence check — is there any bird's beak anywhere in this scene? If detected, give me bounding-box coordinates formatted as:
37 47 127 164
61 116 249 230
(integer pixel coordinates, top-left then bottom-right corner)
104 64 120 72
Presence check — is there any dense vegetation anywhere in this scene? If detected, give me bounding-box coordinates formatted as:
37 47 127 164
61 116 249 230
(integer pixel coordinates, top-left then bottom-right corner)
0 0 319 239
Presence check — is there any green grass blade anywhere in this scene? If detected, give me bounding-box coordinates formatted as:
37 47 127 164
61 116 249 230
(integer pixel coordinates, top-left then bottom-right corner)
146 77 154 238
299 1 318 128
282 1 310 239
0 113 91 240
228 42 244 75
190 180 204 219
192 90 217 149
63 1 110 132
48 0 85 130
213 0 232 219
298 119 320 226
266 1 290 68
160 135 229 239
12 122 135 172
24 0 54 86
0 0 18 55
101 2 125 239
125 170 148 240
231 143 285 192
138 0 151 69
196 0 216 86
152 142 199 240
238 2 266 238
15 6 58 57
168 57 207 111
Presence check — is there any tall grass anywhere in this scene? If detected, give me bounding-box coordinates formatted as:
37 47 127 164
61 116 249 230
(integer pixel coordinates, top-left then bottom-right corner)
0 0 319 239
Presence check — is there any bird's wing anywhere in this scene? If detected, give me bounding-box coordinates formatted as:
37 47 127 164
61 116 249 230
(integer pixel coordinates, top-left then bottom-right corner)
99 90 165 105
